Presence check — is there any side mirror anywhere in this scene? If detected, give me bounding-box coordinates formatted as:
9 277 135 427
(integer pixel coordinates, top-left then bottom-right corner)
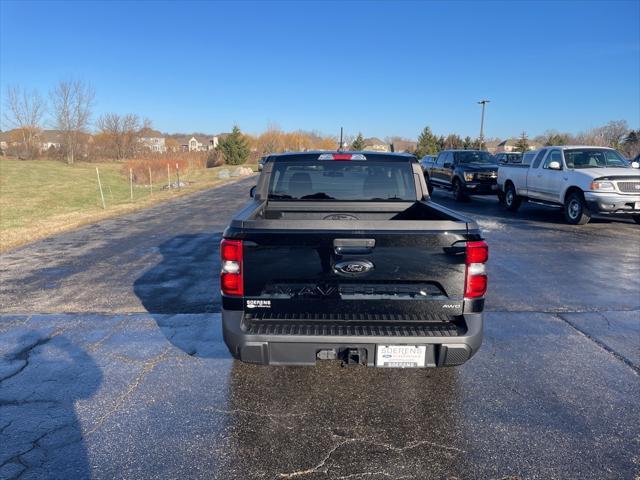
548 161 562 170
631 161 640 169
249 185 257 198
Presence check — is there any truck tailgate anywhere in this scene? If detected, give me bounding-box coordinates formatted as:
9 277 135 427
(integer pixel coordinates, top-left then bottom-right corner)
240 228 468 319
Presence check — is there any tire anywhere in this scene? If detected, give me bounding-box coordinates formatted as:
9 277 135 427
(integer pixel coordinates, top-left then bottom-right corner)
564 191 591 225
504 183 522 211
632 214 640 225
424 175 434 196
497 191 505 204
452 179 466 202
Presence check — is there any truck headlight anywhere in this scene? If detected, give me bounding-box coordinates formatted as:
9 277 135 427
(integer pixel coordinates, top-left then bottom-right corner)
463 172 475 182
590 181 615 191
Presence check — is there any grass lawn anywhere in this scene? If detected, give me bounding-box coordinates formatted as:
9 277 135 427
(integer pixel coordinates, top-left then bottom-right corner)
0 158 256 251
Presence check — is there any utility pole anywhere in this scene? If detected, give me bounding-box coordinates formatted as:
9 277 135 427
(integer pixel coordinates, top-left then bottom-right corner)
477 99 490 150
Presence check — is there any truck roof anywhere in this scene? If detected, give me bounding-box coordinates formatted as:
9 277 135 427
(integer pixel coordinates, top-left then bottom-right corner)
543 145 616 150
265 151 417 161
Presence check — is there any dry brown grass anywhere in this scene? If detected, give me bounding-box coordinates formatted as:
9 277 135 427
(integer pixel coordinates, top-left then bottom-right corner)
0 158 256 252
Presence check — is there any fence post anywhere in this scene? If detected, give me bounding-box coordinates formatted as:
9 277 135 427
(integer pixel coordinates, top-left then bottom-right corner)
167 163 171 189
96 167 106 209
176 163 181 190
129 168 134 201
149 166 153 195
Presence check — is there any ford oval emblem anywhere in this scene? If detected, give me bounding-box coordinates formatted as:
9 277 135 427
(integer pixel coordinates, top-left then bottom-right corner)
333 260 374 276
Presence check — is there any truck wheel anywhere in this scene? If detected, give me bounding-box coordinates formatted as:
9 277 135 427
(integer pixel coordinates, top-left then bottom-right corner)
632 214 640 225
504 183 521 211
564 191 591 225
497 191 505 204
425 175 434 195
452 179 466 202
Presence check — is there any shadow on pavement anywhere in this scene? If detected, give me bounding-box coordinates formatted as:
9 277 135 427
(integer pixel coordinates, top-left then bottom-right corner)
0 332 101 479
133 233 227 359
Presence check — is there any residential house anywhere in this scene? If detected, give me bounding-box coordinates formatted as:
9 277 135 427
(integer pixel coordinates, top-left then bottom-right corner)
494 138 539 153
138 129 167 153
0 131 12 153
0 129 93 157
0 129 65 153
39 130 65 150
363 137 389 152
185 135 219 152
390 140 417 153
484 140 500 154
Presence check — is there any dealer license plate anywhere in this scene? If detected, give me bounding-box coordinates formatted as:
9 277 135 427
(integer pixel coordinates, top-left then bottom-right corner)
376 345 426 368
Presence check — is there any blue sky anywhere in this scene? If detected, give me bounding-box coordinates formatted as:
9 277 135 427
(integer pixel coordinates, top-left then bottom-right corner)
1 0 639 140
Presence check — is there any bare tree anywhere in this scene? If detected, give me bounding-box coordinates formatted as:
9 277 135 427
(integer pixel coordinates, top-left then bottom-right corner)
597 120 629 149
96 113 141 159
3 85 46 159
49 80 95 164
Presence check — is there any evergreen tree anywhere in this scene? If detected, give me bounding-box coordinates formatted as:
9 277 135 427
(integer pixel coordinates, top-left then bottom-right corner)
543 131 568 146
351 132 366 150
463 136 473 149
415 126 439 157
218 126 250 165
515 131 530 153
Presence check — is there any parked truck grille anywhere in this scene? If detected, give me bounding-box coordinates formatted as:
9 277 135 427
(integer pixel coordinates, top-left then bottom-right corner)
616 180 640 193
475 172 498 182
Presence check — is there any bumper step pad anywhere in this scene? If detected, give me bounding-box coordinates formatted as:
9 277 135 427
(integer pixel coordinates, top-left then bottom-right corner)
245 322 460 337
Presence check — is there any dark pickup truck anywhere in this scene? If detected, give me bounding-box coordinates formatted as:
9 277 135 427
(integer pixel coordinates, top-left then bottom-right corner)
220 151 487 367
422 149 500 201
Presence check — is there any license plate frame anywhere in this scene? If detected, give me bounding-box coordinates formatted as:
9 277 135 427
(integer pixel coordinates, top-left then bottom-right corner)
376 345 426 368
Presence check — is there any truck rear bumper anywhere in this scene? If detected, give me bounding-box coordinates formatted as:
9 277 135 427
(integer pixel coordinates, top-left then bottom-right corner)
221 309 483 367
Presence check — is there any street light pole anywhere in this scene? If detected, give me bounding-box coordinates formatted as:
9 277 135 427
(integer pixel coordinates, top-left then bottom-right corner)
477 99 490 150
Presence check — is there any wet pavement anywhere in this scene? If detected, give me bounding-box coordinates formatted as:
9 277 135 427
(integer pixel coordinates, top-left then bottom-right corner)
1 181 639 479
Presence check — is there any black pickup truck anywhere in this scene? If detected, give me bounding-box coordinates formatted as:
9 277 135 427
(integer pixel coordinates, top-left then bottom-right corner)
220 151 487 367
422 149 500 201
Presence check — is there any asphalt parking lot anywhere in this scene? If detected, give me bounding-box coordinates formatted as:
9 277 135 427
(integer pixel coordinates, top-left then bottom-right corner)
1 177 639 480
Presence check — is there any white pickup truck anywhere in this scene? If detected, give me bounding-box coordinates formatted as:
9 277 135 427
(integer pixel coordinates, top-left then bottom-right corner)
498 146 640 225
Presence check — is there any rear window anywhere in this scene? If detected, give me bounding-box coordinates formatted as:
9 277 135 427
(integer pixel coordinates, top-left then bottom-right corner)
268 160 417 201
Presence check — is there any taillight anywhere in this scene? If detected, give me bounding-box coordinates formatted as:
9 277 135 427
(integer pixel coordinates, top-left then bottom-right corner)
220 239 243 296
465 241 488 298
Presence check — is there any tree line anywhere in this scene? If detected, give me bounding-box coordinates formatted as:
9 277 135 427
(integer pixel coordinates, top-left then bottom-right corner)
414 127 484 158
3 81 639 164
412 120 639 158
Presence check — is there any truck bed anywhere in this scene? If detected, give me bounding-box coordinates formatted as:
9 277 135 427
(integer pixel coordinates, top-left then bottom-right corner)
228 199 476 231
